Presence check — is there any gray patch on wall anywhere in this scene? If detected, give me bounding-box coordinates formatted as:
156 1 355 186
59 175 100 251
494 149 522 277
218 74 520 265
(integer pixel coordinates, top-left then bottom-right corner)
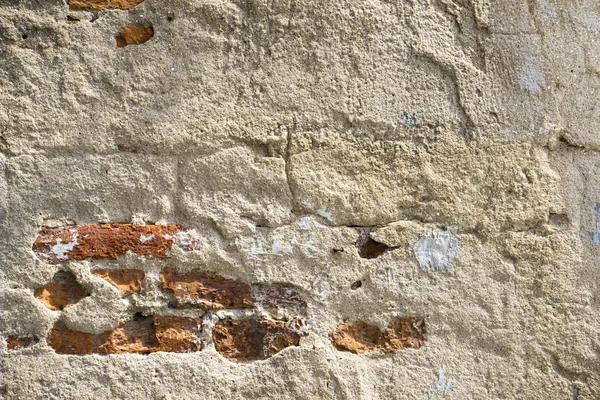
413 227 458 271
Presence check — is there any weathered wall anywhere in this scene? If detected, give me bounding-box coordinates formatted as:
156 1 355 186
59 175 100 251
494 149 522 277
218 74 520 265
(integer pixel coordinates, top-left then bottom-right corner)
0 0 599 398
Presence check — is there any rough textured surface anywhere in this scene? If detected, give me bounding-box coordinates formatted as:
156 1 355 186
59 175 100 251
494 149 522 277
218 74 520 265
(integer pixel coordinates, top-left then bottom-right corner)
212 318 307 362
33 271 90 311
6 337 39 351
2 0 600 399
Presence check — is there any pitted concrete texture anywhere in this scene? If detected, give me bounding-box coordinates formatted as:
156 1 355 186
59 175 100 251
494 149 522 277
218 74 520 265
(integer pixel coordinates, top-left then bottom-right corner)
1 0 599 399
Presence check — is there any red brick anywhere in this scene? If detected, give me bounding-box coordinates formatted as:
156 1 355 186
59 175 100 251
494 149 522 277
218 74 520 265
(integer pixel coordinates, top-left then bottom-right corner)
46 315 202 355
34 271 90 311
93 269 145 294
159 267 252 310
251 284 307 309
66 0 145 10
212 318 308 361
6 336 39 351
33 224 181 263
329 317 425 354
115 26 154 48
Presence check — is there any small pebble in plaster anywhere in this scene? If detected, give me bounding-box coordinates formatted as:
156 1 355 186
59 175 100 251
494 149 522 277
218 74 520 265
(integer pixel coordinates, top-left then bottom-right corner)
413 227 458 271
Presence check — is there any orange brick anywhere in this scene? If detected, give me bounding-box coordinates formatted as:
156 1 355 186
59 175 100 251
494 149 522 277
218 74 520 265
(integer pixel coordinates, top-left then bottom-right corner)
6 336 39 351
93 269 145 294
66 0 145 11
160 267 252 310
47 315 202 355
329 317 425 354
115 26 154 48
33 224 181 263
34 271 90 311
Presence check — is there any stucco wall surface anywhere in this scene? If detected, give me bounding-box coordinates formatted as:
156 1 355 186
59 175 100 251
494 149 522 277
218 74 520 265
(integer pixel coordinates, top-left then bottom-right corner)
0 0 599 399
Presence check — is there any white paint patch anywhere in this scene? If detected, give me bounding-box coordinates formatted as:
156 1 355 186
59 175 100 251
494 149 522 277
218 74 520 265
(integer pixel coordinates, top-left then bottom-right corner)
297 218 312 230
302 239 317 252
139 234 155 243
286 318 310 335
316 208 333 222
427 365 453 396
516 57 546 95
51 233 79 260
414 227 458 271
271 241 293 255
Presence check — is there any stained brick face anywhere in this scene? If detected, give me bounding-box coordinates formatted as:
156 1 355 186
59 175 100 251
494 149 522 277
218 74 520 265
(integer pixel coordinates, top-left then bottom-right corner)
212 318 308 361
159 267 253 310
46 316 202 355
6 336 39 351
33 224 181 263
115 26 154 48
329 317 426 354
66 0 145 10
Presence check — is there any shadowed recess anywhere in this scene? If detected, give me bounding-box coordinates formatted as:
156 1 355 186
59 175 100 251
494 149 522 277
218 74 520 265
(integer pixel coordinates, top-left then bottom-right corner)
355 228 398 259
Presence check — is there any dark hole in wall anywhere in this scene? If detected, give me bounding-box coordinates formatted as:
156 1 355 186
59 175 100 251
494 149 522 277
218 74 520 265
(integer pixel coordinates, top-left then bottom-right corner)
355 228 397 259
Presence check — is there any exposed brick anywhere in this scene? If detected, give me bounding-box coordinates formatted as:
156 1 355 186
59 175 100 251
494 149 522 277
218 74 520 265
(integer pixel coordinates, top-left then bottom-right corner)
159 267 252 310
153 316 202 353
251 284 307 309
66 0 145 11
355 228 397 259
6 336 39 351
115 26 154 48
93 269 145 294
212 318 307 361
47 315 202 355
34 271 90 311
329 317 426 354
33 224 181 263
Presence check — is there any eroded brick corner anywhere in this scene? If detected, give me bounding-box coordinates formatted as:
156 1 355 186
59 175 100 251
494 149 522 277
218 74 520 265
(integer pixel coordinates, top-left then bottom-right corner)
115 26 154 48
46 315 202 355
34 271 90 311
66 0 145 11
33 224 181 263
251 284 307 309
93 269 145 294
329 317 425 354
160 267 253 310
212 318 308 361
